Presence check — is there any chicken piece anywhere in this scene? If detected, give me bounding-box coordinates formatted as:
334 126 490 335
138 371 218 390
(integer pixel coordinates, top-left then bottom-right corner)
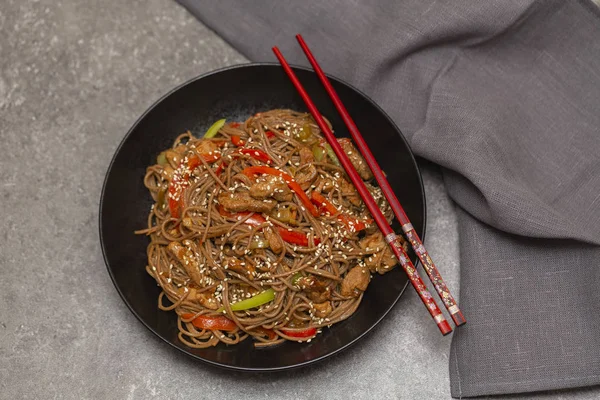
312 301 333 318
338 138 373 180
224 256 255 280
168 241 203 286
314 175 335 193
361 232 407 253
195 139 220 155
183 287 219 310
263 226 284 254
161 165 175 181
307 286 331 303
294 164 318 190
360 232 400 274
299 146 315 164
365 249 397 274
340 266 370 297
359 232 386 252
249 175 293 202
339 178 362 207
173 144 188 154
163 150 182 169
218 191 276 213
196 291 219 309
297 276 332 303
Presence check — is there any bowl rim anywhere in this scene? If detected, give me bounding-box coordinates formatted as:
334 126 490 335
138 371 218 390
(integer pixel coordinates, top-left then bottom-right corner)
99 62 427 371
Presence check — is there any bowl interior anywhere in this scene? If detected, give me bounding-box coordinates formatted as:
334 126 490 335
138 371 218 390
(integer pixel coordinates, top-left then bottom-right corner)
100 63 425 370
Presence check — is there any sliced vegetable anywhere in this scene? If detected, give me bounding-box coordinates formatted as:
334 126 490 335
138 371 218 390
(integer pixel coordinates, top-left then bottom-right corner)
341 217 369 233
311 144 326 162
181 313 237 332
279 229 313 247
156 188 167 211
218 205 266 227
168 193 181 219
157 152 167 166
209 139 228 147
230 122 241 128
291 272 303 286
324 143 341 166
203 119 226 138
265 130 276 139
217 289 276 312
296 123 313 142
240 166 319 217
218 206 320 246
214 162 227 177
249 238 270 249
270 206 297 225
231 135 245 147
310 191 370 233
310 191 339 216
280 326 317 338
189 152 221 166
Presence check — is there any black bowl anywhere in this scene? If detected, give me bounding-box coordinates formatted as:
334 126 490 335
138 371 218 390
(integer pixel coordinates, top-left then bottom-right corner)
100 63 425 371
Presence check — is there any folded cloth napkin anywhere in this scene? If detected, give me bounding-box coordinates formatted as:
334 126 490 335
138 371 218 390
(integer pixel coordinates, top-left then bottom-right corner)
176 0 600 396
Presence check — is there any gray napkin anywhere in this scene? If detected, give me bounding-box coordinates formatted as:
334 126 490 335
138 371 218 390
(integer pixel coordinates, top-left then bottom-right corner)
176 0 600 397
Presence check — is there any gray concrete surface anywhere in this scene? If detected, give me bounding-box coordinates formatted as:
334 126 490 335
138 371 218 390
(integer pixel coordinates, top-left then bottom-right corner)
1 1 599 399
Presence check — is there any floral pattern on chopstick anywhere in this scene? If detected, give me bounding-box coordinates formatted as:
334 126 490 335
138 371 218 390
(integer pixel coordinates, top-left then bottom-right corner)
390 237 443 315
404 228 458 311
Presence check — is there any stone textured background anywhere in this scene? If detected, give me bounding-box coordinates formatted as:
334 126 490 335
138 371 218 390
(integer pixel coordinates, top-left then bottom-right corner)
1 1 599 398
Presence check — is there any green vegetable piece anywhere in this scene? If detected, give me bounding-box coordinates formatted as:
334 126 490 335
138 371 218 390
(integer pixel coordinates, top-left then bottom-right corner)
203 119 226 138
291 272 303 286
217 288 275 312
296 123 313 142
156 188 167 210
157 152 167 166
249 238 270 249
312 144 326 162
325 143 341 166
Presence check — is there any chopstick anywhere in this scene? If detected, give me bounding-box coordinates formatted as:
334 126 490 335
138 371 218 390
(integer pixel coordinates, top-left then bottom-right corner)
272 46 452 336
295 34 466 327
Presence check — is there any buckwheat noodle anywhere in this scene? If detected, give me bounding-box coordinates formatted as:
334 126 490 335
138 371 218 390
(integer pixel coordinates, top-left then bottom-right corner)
136 109 401 348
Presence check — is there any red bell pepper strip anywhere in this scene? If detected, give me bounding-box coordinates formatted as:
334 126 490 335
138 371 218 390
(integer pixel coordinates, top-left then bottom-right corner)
230 122 241 128
310 191 370 233
240 166 319 217
168 192 182 219
280 326 317 338
310 191 339 216
214 162 227 177
275 227 307 246
277 229 314 247
168 152 222 218
189 152 221 166
210 139 228 147
218 205 266 227
181 313 237 332
231 135 245 147
265 130 276 139
217 206 319 246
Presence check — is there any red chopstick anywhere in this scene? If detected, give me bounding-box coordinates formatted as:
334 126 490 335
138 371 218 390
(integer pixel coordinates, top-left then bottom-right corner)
272 46 452 336
295 34 466 327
